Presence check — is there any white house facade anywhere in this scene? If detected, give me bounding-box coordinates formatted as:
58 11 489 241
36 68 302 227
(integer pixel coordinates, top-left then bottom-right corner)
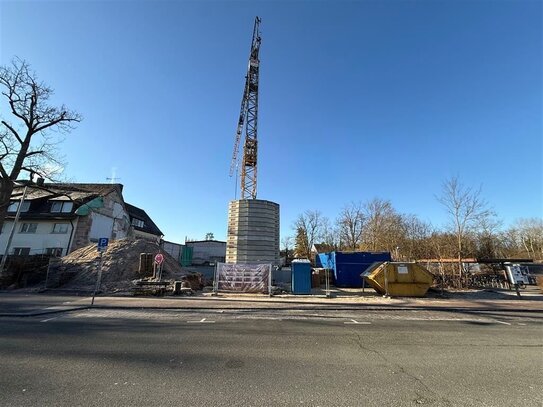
0 183 133 257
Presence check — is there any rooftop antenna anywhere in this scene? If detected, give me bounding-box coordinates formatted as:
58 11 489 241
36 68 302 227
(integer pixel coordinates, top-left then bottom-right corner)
106 167 120 183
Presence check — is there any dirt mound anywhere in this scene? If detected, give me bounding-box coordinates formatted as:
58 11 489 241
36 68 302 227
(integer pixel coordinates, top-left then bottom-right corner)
51 238 197 292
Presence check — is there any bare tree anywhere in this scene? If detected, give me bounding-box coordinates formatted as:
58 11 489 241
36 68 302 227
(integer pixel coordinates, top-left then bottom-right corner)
0 58 81 229
337 201 365 251
513 218 543 260
281 235 293 265
437 176 491 285
496 227 520 258
428 229 455 261
361 198 403 252
399 214 432 260
425 228 458 290
474 211 502 259
293 210 325 260
320 216 340 250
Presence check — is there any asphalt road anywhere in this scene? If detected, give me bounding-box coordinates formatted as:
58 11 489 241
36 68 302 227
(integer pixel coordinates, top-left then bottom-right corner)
0 293 89 315
0 308 541 407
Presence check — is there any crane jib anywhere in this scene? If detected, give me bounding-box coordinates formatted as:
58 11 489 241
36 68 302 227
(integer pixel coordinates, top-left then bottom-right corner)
230 16 261 200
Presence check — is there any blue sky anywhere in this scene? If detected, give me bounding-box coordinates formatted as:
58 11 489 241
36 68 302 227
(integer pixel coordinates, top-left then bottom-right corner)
1 0 541 243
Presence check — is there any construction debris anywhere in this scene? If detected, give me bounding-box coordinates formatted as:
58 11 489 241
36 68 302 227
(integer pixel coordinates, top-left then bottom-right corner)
46 238 202 293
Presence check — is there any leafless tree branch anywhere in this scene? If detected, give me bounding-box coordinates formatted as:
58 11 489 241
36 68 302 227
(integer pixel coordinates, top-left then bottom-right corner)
0 120 22 144
0 57 81 229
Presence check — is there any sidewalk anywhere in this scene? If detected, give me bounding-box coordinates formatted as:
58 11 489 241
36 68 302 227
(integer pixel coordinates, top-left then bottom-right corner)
89 290 543 312
1 287 542 317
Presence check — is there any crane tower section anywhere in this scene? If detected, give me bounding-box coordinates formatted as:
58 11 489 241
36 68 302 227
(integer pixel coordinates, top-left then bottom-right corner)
230 17 261 200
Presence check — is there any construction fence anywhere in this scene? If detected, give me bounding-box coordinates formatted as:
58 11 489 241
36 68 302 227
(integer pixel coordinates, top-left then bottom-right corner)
213 262 272 294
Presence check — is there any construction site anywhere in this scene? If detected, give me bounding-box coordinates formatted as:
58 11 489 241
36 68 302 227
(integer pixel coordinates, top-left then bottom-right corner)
0 17 541 301
1 5 542 406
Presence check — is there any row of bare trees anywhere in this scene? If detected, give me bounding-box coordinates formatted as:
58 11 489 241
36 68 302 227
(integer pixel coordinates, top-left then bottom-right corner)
290 178 543 269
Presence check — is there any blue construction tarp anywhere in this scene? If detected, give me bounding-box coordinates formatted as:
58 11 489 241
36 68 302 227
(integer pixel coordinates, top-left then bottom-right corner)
316 251 391 288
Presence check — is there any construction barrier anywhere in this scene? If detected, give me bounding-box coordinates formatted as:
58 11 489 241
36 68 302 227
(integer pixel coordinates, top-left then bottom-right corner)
214 262 272 294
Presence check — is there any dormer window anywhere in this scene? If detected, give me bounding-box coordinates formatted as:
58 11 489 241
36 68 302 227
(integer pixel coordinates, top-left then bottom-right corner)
50 201 73 213
131 218 144 228
7 200 30 213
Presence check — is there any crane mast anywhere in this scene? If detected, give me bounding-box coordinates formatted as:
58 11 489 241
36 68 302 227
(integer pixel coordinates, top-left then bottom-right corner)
230 17 261 200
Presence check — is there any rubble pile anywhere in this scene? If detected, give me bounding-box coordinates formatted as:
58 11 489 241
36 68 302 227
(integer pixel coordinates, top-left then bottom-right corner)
51 238 199 292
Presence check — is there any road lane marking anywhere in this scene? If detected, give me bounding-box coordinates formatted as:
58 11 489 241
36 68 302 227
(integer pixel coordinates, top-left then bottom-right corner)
407 318 514 325
344 319 371 325
40 316 60 323
187 318 215 324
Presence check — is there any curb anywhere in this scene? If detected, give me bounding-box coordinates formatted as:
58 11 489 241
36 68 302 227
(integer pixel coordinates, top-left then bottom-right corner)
78 304 543 314
0 306 90 318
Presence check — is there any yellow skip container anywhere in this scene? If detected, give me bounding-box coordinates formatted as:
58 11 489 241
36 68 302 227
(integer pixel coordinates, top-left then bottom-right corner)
362 262 434 297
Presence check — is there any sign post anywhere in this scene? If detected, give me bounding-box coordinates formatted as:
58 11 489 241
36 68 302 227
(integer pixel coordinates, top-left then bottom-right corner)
92 238 109 306
154 253 164 281
505 264 523 298
97 238 109 253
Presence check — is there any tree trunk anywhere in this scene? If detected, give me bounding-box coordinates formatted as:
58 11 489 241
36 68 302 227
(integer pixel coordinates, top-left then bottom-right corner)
0 178 14 232
457 234 463 289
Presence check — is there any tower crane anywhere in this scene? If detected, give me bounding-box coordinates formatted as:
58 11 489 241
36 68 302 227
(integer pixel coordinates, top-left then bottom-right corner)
230 17 261 200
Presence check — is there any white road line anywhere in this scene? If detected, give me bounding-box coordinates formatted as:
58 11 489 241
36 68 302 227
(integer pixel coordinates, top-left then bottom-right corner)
404 318 512 325
40 316 60 323
186 318 215 324
344 319 371 325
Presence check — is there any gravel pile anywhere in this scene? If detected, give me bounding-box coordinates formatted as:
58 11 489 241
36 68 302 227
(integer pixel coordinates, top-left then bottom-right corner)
53 238 194 292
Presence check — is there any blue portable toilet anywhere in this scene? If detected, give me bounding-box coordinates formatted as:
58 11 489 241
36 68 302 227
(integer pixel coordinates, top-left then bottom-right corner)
291 259 312 294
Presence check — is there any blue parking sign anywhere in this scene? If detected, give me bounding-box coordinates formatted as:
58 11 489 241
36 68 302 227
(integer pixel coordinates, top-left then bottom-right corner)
97 238 109 252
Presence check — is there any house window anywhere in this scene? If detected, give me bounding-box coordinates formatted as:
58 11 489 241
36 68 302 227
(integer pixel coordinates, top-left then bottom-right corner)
50 201 73 213
52 223 69 234
131 218 145 228
8 200 30 213
13 247 31 255
45 247 63 257
20 223 38 233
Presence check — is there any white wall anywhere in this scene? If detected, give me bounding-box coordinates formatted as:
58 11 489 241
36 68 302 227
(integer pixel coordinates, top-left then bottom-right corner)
0 220 74 255
112 202 130 240
89 212 114 241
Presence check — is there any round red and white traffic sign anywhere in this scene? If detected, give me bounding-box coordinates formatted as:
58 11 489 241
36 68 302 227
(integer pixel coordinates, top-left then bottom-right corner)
154 253 164 265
